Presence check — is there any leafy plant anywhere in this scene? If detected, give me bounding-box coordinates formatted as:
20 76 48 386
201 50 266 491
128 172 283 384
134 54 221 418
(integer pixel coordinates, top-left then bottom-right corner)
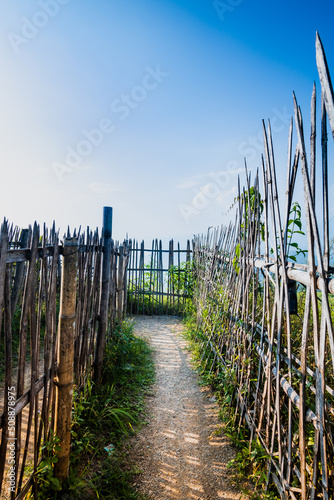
227 438 272 492
34 430 62 499
168 260 194 296
285 201 307 262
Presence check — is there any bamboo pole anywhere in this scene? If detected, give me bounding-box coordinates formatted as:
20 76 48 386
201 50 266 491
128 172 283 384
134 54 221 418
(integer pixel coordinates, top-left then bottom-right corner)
123 240 130 317
54 236 78 482
159 240 163 312
37 231 59 453
135 240 139 314
139 241 145 314
321 96 329 274
316 32 334 139
15 223 39 488
128 239 133 315
154 239 158 314
93 207 112 384
170 239 174 310
110 239 117 326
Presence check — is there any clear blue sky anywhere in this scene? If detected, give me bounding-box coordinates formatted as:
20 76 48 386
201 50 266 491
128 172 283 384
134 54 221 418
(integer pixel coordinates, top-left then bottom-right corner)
1 0 334 244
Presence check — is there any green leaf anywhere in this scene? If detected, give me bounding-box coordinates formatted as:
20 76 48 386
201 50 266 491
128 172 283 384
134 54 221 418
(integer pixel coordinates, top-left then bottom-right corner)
50 477 62 490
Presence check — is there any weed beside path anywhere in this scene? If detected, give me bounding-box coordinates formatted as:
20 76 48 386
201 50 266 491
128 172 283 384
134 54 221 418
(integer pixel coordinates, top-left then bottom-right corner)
125 315 243 500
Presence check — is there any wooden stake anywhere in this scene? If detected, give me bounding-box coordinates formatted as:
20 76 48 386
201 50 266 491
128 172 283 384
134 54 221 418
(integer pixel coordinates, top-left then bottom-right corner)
54 236 78 482
93 207 112 384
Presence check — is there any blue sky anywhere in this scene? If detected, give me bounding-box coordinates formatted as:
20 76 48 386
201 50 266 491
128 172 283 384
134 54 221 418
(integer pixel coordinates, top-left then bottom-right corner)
1 0 334 244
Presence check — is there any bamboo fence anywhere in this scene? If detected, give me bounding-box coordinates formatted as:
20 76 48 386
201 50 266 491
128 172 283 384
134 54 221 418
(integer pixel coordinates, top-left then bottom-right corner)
126 238 192 315
0 208 130 498
193 33 334 499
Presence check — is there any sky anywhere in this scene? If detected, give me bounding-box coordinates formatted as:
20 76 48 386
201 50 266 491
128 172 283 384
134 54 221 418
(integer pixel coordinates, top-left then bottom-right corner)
1 0 334 246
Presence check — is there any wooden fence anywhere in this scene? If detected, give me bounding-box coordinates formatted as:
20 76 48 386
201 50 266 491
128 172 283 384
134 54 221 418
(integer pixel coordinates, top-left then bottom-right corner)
193 33 334 499
0 207 130 498
126 239 192 316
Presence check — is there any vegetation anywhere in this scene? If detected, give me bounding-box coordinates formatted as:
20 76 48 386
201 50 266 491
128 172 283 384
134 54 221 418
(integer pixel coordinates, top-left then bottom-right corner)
32 320 155 499
127 260 194 316
182 311 280 499
284 201 307 263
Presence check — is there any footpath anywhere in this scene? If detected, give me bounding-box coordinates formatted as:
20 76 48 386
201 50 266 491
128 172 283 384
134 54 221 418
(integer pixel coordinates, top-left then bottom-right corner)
125 316 244 500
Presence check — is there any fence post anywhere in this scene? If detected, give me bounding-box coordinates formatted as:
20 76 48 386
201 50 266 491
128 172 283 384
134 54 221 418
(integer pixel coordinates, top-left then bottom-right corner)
54 237 78 482
117 245 124 321
93 206 112 384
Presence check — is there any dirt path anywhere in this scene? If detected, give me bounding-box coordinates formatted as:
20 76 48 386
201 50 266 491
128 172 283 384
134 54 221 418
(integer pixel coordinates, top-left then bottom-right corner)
125 316 243 500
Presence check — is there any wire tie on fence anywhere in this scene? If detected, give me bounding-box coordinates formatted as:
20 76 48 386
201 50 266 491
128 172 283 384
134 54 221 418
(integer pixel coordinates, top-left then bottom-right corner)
53 378 73 388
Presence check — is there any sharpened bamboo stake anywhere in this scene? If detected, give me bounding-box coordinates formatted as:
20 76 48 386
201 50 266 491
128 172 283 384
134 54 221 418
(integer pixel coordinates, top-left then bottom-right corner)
15 223 39 489
322 96 329 275
316 32 334 139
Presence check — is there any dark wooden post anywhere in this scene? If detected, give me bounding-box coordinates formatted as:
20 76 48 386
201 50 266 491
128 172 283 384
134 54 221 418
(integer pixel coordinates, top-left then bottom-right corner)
93 207 112 384
123 241 131 317
10 228 30 318
54 237 78 482
117 245 124 321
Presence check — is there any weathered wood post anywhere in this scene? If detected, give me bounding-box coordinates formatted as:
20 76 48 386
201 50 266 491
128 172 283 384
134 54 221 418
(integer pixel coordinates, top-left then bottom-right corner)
93 207 112 384
54 236 78 482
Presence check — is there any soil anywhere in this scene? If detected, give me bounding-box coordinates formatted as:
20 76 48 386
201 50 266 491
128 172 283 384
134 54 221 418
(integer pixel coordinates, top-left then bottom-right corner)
124 316 245 500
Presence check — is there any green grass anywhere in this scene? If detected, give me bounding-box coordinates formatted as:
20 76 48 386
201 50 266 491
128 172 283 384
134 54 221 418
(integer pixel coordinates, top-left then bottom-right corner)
182 311 280 500
33 319 155 499
127 292 192 316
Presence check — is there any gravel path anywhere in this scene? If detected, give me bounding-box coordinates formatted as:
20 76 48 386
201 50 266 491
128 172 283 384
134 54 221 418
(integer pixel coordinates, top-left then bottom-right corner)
125 316 244 500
